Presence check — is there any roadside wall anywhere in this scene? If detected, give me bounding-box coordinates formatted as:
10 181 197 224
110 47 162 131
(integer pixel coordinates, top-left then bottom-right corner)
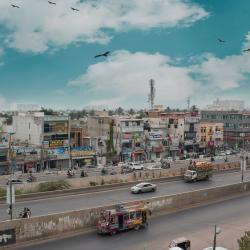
0 180 249 247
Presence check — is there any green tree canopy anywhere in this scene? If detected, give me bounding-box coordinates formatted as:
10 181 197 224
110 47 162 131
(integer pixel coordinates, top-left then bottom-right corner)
238 231 250 250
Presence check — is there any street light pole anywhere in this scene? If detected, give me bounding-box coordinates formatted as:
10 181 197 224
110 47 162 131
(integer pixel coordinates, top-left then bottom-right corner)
213 224 217 250
68 115 72 169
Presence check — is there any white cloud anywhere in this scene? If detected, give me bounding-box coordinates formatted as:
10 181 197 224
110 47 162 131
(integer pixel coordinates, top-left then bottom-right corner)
0 0 208 53
192 53 250 90
69 50 201 106
69 48 250 107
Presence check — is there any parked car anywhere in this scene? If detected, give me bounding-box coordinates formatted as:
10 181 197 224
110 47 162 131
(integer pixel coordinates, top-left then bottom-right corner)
145 165 162 170
130 182 157 194
6 178 25 185
127 162 144 171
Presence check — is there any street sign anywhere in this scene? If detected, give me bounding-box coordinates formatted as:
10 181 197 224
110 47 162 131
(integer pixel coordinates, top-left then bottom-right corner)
6 185 15 205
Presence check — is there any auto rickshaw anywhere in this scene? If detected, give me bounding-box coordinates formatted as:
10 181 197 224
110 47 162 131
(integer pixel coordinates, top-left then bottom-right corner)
97 204 149 235
169 237 191 250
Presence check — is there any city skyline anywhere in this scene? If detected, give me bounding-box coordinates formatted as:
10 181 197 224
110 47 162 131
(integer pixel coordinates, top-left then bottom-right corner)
1 0 250 110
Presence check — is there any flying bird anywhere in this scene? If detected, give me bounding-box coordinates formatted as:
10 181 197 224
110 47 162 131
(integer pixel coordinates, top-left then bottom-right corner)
243 48 250 52
11 4 20 8
94 51 111 58
48 1 56 5
218 38 226 43
71 7 79 11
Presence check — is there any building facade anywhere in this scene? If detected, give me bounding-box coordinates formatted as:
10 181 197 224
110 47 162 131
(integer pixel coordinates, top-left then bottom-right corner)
200 110 250 148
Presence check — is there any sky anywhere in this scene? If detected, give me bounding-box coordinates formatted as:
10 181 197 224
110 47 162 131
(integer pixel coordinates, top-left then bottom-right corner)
0 0 250 110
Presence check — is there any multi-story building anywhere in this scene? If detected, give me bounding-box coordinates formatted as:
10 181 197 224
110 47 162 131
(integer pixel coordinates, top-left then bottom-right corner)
200 110 250 148
197 122 224 153
143 118 168 160
117 118 144 162
184 112 200 153
12 112 70 170
206 99 245 111
0 132 9 174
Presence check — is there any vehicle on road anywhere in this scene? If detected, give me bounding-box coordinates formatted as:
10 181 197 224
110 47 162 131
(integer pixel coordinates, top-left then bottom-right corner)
131 182 156 194
27 174 37 183
6 178 25 185
145 165 162 170
184 161 213 182
97 204 149 235
127 162 144 171
169 237 191 250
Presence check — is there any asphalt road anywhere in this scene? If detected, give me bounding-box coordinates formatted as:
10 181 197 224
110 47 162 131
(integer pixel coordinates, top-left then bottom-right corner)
1 170 249 221
17 193 250 250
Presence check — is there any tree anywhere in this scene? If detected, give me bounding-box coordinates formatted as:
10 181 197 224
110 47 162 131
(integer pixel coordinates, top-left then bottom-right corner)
136 109 145 119
40 107 58 115
108 110 114 116
128 108 135 115
88 109 95 116
238 231 250 250
165 106 171 112
115 107 124 115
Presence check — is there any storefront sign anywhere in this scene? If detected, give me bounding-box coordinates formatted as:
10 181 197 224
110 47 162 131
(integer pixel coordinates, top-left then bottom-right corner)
0 229 16 246
71 150 95 157
148 132 162 140
47 147 69 160
123 133 132 139
49 140 65 148
0 133 9 147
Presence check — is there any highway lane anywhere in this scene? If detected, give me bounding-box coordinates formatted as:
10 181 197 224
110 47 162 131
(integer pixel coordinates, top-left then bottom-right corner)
1 170 249 221
17 191 250 250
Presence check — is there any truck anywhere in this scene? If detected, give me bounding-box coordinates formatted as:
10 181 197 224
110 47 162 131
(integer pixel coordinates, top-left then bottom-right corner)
184 161 213 182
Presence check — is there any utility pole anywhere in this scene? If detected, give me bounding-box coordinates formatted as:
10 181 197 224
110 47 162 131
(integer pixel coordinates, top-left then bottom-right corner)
68 115 72 169
213 224 217 250
240 133 245 183
187 96 190 110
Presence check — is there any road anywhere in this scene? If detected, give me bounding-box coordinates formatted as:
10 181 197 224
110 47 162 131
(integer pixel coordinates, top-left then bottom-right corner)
17 193 250 250
1 170 249 221
0 154 240 186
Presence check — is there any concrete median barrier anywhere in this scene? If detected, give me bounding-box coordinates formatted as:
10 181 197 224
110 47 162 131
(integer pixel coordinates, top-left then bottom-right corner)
0 180 249 248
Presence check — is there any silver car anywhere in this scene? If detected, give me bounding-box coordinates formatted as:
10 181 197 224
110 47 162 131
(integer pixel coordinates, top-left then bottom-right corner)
130 182 157 194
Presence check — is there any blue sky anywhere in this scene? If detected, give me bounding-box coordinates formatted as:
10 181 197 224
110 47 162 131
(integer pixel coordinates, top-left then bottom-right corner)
1 0 250 110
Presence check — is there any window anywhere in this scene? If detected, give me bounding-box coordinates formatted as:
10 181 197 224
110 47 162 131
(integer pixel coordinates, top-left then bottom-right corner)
210 136 213 141
156 152 160 158
168 124 171 128
136 211 141 219
124 213 129 221
130 212 136 220
29 134 31 140
136 121 140 126
174 125 178 129
125 121 129 127
29 122 30 130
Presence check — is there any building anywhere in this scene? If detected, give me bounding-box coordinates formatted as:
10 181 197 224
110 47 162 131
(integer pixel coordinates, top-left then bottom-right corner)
0 132 9 174
206 99 245 111
117 118 144 162
143 118 168 160
200 110 250 148
197 122 224 153
12 112 70 170
184 112 200 153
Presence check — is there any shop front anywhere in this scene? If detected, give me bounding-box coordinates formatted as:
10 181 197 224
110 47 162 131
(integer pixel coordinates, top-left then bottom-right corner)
71 146 97 167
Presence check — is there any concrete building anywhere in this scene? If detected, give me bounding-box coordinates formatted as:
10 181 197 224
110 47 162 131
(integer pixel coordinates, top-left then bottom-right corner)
184 112 200 153
197 121 224 153
143 118 168 160
206 99 245 111
12 112 70 170
117 118 144 162
200 110 250 148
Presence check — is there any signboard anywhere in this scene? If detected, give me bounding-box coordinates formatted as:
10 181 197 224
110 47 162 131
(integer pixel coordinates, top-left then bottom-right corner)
49 140 64 147
0 133 9 147
71 150 95 158
6 185 15 205
148 132 162 140
0 229 16 246
47 147 69 160
123 133 132 139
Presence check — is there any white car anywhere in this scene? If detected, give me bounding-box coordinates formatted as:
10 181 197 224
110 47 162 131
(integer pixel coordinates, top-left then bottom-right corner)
131 182 156 194
127 162 144 171
145 165 162 170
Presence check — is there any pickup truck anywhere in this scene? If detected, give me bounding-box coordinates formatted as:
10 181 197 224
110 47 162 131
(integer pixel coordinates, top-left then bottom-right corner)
184 161 213 182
